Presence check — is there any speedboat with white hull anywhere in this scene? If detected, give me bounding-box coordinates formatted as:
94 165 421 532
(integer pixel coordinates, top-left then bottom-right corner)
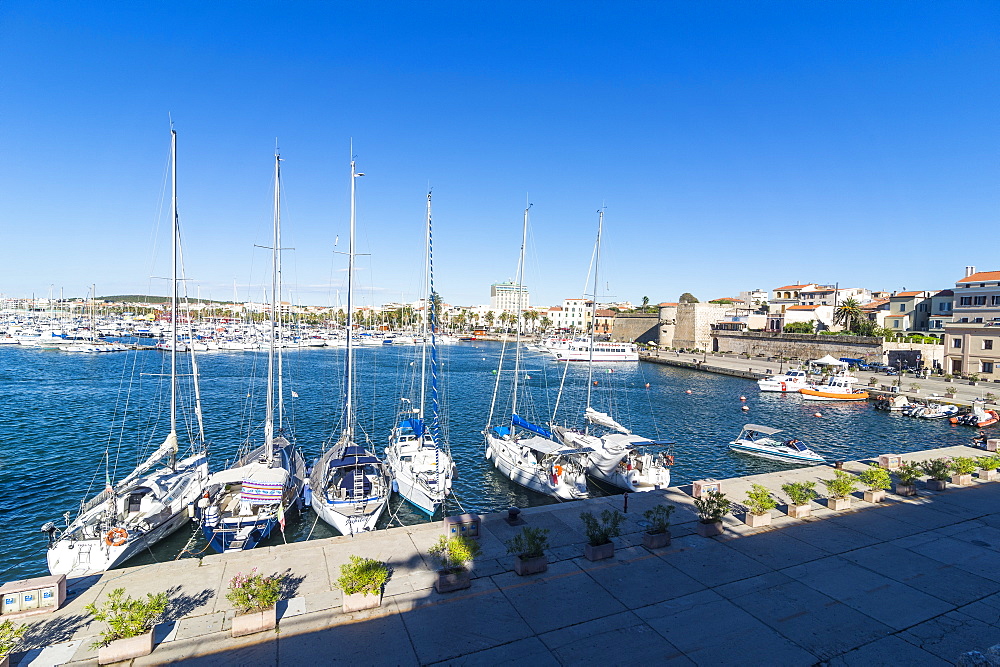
729 424 825 466
758 369 811 393
44 129 208 577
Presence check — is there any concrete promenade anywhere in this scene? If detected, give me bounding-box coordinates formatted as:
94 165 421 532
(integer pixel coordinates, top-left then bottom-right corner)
8 444 1000 665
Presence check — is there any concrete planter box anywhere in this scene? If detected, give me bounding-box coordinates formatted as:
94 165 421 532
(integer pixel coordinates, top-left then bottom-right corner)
744 512 771 528
513 555 548 576
827 497 851 511
97 632 154 665
787 503 812 518
342 590 382 612
926 479 948 491
584 542 615 561
864 490 887 503
434 569 471 594
231 607 277 637
2 655 10 667
642 531 671 549
894 483 917 496
951 474 973 486
696 520 724 537
979 469 999 481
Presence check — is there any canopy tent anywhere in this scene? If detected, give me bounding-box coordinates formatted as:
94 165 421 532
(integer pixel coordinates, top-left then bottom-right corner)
810 355 848 366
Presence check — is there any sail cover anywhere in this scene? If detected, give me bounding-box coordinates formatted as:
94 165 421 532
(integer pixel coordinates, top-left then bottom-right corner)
585 407 631 434
120 431 179 487
240 467 289 505
512 414 553 439
400 418 425 437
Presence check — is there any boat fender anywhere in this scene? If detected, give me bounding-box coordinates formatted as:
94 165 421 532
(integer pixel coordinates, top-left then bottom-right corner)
105 527 128 547
303 485 313 507
663 455 674 466
780 382 787 392
553 465 563 477
814 412 822 418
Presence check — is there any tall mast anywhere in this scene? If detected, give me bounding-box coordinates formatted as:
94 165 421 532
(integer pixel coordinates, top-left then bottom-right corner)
169 128 178 469
419 192 431 419
276 151 285 433
511 202 529 418
427 192 440 445
344 149 363 437
264 151 280 460
585 209 603 417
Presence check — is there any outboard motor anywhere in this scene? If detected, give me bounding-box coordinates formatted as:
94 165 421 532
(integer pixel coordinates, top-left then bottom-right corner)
41 521 57 546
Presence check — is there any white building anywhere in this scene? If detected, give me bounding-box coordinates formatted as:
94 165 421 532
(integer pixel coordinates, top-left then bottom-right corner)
490 282 529 313
549 298 593 332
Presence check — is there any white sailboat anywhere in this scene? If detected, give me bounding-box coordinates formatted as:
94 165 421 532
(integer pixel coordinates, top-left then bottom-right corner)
484 205 591 501
44 129 209 577
309 152 391 535
550 210 674 492
385 192 455 515
199 150 306 552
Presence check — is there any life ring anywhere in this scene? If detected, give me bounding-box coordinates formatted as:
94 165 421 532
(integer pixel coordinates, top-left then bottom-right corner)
553 465 563 477
780 382 787 392
105 527 128 547
663 455 675 466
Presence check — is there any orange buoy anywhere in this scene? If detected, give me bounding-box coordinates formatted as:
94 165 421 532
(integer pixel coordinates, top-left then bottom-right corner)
814 412 823 417
739 396 747 401
645 383 650 389
685 390 692 394
741 405 749 411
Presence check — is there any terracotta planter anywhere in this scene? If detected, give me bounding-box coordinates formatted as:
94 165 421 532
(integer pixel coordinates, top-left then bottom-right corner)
786 504 812 518
342 590 382 612
2 655 10 667
97 631 154 665
744 512 771 528
434 569 471 594
951 474 973 486
827 497 851 511
864 490 887 503
584 541 615 561
894 483 917 496
978 469 999 481
642 530 671 549
926 479 948 491
513 554 548 576
696 520 724 537
231 607 277 637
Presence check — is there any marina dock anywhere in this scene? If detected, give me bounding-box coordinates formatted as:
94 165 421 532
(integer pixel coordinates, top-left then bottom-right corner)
7 443 999 665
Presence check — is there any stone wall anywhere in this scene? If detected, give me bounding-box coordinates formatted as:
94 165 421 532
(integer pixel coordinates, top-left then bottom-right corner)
610 313 660 343
672 303 731 350
709 330 946 365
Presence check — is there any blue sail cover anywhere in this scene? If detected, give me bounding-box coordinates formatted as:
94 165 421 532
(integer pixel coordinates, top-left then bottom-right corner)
512 414 552 439
400 418 425 437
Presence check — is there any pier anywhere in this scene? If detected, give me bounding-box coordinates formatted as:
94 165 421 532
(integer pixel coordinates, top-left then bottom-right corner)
7 444 1000 665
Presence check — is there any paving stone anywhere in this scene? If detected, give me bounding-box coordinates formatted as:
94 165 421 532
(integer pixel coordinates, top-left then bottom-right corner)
906 536 1000 582
575 546 705 609
436 636 560 666
825 634 945 666
778 519 881 554
539 610 692 665
276 608 418 666
722 526 832 568
173 611 226 640
659 534 772 587
899 606 1000 662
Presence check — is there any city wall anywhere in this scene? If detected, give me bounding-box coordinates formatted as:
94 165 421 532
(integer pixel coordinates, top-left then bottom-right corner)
610 312 659 343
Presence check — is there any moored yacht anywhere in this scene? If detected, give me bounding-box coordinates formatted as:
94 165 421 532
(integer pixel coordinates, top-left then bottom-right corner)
757 368 811 393
729 424 825 465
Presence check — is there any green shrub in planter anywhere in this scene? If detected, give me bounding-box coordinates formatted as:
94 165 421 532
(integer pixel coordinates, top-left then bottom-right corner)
781 481 818 506
579 510 624 547
428 535 482 574
506 527 549 558
694 490 731 523
0 620 27 660
858 466 892 491
744 484 777 515
978 455 1000 471
334 556 391 597
85 587 168 648
226 568 285 614
950 457 978 476
985 392 998 402
823 470 858 499
643 504 675 534
920 459 952 481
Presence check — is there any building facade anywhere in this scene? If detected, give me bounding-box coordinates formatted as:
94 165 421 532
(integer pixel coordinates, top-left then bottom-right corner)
490 282 529 313
943 268 1000 377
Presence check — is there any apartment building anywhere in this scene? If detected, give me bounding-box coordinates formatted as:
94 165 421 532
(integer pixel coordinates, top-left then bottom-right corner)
943 268 1000 377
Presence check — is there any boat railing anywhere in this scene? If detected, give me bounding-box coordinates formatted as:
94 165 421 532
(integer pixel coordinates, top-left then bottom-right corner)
79 489 114 516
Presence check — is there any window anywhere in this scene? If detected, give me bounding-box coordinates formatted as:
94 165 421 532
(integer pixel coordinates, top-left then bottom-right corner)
960 296 973 306
974 296 987 306
975 318 984 323
918 304 929 312
984 340 994 350
961 318 970 323
939 302 950 312
984 362 994 374
893 320 900 328
953 338 962 348
899 304 906 312
933 320 942 328
993 296 1000 306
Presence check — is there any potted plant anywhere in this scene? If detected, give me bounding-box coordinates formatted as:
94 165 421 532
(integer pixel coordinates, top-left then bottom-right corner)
580 510 624 561
858 465 892 503
822 470 858 510
977 455 1000 481
0 620 27 667
506 527 550 575
894 461 922 496
427 535 482 593
743 484 776 527
781 481 818 518
985 392 998 403
920 459 952 491
694 490 730 537
945 385 958 397
909 383 921 394
949 456 977 486
226 568 285 637
642 504 675 549
335 556 390 612
969 373 980 386
868 376 879 387
944 373 954 383
85 587 168 665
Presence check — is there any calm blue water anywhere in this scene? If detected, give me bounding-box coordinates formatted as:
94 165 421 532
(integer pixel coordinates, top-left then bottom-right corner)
0 342 977 582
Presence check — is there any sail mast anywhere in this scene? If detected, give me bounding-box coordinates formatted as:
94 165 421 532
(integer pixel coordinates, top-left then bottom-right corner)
345 149 362 437
169 128 178 469
428 192 441 445
585 209 603 419
419 192 430 420
276 149 285 434
511 202 529 419
264 151 279 460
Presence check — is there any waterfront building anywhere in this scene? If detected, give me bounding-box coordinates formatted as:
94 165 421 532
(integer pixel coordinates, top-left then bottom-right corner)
490 281 529 313
860 297 891 329
550 298 592 332
944 267 1000 377
594 309 615 335
928 289 954 338
887 291 932 335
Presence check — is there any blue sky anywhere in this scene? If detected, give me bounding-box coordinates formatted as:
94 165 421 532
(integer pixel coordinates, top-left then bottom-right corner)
1 1 997 308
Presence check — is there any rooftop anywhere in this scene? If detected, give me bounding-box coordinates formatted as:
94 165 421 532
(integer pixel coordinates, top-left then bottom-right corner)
958 270 1000 284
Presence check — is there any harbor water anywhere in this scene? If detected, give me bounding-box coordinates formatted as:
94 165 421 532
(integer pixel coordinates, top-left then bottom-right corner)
0 341 979 582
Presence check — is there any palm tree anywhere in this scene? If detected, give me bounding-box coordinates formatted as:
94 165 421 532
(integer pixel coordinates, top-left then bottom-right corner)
524 310 538 333
485 311 495 331
642 296 650 312
540 316 552 333
834 298 863 333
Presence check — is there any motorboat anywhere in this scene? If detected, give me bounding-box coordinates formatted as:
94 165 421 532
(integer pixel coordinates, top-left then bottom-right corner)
551 339 639 362
757 369 811 393
729 424 826 465
799 373 869 401
951 401 1000 427
919 404 959 420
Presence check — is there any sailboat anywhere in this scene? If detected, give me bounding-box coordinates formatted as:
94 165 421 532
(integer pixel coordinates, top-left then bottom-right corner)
43 129 209 577
199 150 306 553
309 152 392 535
550 210 675 492
385 192 455 515
484 205 591 501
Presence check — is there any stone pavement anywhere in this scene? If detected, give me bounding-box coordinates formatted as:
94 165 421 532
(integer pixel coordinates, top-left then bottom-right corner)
9 444 1000 666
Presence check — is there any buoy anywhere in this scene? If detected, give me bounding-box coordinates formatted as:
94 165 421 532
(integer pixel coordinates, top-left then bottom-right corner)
491 369 497 375
525 375 531 380
742 405 749 411
645 383 650 389
607 368 613 374
685 390 692 394
814 412 823 418
739 396 746 402
593 381 599 386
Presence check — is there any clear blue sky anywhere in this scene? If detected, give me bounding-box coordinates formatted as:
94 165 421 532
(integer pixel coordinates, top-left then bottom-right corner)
1 1 997 308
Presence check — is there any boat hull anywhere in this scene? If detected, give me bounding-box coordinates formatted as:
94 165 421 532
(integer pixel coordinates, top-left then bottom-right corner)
485 434 588 500
799 389 869 401
729 442 825 466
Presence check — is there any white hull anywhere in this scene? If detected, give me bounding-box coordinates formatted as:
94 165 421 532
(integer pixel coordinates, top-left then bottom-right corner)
385 435 453 516
729 441 825 466
485 434 588 500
